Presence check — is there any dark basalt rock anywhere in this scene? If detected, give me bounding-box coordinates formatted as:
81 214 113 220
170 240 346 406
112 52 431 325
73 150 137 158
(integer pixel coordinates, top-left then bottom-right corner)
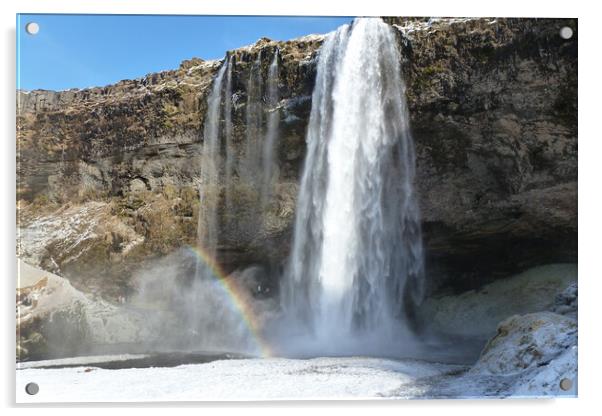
16 18 577 299
399 18 577 292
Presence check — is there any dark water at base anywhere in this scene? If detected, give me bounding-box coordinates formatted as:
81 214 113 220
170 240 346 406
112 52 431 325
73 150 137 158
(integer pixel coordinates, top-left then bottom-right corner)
19 331 486 370
273 337 484 366
22 351 250 370
19 328 486 370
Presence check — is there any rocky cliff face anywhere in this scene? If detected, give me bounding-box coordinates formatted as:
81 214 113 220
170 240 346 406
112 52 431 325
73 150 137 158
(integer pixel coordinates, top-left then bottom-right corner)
17 18 577 300
392 18 577 292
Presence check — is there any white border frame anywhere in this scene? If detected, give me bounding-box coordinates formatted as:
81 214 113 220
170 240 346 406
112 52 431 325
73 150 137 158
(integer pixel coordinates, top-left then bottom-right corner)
2 0 599 414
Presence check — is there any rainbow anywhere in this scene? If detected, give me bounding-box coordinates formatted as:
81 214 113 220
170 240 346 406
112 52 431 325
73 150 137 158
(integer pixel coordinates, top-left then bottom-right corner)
184 245 273 358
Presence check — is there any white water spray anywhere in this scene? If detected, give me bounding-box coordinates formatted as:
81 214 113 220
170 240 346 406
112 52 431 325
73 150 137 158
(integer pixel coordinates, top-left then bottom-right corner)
282 18 425 352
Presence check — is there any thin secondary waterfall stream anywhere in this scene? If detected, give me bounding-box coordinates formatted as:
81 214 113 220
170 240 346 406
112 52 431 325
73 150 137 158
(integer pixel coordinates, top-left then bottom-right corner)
193 57 260 354
197 62 227 260
224 55 235 214
282 18 425 353
261 50 280 207
192 49 282 355
243 51 264 188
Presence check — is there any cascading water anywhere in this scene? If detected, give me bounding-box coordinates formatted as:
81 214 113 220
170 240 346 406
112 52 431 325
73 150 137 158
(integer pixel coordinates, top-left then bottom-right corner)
191 59 259 354
189 50 284 355
197 62 227 258
281 18 425 353
242 51 264 188
260 50 280 207
223 55 235 213
188 59 227 344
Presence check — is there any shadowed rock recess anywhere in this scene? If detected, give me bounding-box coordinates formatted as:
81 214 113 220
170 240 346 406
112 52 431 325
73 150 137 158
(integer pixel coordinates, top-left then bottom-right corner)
17 18 576 316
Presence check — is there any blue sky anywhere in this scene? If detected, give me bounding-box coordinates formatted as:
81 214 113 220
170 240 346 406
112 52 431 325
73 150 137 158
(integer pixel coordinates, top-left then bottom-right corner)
17 14 351 91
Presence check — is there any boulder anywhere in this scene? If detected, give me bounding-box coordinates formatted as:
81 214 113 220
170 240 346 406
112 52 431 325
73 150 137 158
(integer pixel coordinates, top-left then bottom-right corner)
470 311 577 397
472 312 576 375
17 260 150 361
428 311 578 398
552 281 578 319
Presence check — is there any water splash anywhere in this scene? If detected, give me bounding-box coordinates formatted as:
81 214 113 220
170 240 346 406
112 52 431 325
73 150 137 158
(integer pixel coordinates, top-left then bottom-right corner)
281 18 425 352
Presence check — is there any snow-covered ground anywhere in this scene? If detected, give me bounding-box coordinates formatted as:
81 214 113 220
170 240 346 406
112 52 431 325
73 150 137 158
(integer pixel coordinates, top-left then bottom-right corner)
15 350 576 402
16 356 464 402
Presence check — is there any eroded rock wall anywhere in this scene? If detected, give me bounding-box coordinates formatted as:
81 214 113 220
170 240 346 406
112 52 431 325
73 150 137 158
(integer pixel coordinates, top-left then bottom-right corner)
393 18 577 291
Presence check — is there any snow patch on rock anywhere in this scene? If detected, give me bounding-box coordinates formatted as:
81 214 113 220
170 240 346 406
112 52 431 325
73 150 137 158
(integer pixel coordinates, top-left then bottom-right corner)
467 312 577 397
471 312 576 375
393 17 496 38
18 201 144 275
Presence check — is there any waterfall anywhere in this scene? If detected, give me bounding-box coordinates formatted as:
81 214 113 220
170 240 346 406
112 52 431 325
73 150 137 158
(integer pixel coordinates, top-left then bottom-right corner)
261 50 280 207
191 59 226 341
190 59 261 354
223 55 235 214
197 61 227 258
243 51 264 188
282 18 425 349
